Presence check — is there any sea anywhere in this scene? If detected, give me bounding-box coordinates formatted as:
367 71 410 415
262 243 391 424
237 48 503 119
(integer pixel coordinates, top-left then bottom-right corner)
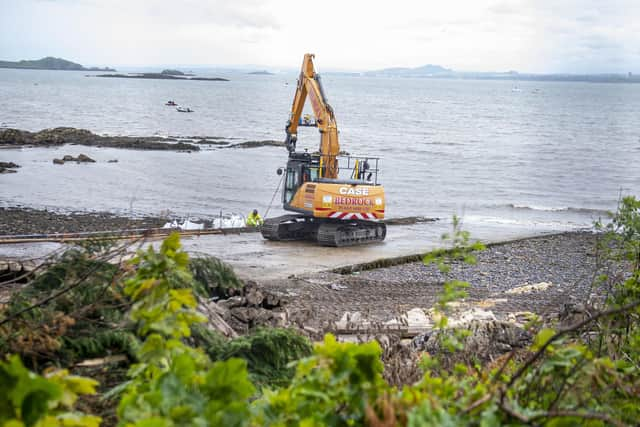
1 68 639 234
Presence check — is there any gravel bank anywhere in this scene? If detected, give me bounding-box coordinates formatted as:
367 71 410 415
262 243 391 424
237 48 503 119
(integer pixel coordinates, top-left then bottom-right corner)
262 232 600 331
0 207 166 235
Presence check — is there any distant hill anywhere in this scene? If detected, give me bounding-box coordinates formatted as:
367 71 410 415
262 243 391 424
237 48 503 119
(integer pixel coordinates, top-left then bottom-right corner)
248 70 274 75
363 63 640 83
0 56 115 72
365 64 452 77
161 69 185 76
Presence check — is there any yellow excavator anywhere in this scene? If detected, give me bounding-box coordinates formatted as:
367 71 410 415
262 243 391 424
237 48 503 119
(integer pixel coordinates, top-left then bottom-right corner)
261 54 386 246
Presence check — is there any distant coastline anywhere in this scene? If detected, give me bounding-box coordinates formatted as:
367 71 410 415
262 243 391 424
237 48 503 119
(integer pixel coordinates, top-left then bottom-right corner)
364 64 640 83
0 56 115 72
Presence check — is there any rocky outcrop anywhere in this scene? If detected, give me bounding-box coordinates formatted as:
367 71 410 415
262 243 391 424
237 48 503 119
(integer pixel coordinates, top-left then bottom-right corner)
0 128 199 151
227 140 284 149
0 161 20 174
412 320 532 365
53 154 96 164
214 281 290 334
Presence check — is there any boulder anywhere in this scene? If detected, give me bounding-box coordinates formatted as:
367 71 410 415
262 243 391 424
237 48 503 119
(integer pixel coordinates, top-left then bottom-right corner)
76 154 96 163
62 155 75 161
217 295 246 310
53 158 65 165
245 286 264 307
197 299 237 338
0 162 20 169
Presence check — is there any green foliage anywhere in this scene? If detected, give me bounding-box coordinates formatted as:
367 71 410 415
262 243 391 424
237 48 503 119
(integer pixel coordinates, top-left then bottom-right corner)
423 215 485 351
252 334 386 426
117 232 254 427
209 327 313 388
3 204 640 427
0 355 101 427
0 246 136 368
189 256 244 299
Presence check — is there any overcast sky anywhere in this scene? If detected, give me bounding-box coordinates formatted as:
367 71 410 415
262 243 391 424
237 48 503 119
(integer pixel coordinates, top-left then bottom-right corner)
1 0 639 73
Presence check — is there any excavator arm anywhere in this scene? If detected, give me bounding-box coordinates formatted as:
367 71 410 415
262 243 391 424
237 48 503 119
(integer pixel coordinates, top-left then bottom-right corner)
285 53 340 179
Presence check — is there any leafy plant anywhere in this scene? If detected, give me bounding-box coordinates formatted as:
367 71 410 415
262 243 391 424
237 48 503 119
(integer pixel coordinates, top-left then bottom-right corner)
189 256 244 299
0 355 101 427
117 233 255 427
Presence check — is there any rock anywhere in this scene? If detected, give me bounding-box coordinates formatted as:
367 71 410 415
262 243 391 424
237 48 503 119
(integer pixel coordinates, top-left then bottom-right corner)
263 292 284 308
76 154 96 163
217 295 246 310
227 140 284 149
53 154 95 164
231 307 262 323
335 311 366 331
0 161 20 173
245 287 264 307
197 298 237 338
558 303 595 328
271 311 288 327
230 306 280 329
107 159 118 163
506 282 553 294
447 308 496 327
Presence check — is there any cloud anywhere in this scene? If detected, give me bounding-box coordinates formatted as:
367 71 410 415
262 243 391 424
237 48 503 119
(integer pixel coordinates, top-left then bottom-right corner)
1 0 639 72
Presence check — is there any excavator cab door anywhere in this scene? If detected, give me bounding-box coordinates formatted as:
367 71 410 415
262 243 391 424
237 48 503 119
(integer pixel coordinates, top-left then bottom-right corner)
283 165 300 204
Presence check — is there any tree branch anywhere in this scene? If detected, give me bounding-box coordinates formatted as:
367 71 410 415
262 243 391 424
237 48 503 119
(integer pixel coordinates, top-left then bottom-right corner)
505 300 640 390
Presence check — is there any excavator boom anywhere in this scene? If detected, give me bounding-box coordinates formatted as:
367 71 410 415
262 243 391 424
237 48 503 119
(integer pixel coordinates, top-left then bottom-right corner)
285 54 340 178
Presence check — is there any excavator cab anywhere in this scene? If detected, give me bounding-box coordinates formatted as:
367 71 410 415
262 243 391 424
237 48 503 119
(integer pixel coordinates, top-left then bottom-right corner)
281 152 319 206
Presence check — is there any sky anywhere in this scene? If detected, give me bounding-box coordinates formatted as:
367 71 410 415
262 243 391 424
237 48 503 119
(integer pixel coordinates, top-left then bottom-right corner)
1 0 639 73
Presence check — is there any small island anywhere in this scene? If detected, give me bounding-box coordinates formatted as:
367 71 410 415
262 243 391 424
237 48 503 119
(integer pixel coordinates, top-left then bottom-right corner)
94 72 229 82
0 56 115 72
248 70 275 75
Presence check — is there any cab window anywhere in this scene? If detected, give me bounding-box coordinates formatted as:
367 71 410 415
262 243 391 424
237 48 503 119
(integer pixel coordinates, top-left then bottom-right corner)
284 168 298 203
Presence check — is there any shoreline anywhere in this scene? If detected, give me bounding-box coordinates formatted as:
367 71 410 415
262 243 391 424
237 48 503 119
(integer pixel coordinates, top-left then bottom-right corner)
0 206 167 236
0 206 439 238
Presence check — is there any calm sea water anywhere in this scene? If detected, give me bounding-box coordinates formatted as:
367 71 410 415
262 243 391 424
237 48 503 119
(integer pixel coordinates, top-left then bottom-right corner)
1 68 639 232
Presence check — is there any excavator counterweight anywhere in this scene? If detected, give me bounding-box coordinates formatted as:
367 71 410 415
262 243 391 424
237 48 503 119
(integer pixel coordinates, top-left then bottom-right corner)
261 54 386 247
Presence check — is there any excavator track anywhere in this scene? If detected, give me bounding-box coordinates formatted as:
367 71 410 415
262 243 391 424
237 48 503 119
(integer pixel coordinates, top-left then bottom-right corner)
261 215 316 241
262 215 386 247
317 220 386 247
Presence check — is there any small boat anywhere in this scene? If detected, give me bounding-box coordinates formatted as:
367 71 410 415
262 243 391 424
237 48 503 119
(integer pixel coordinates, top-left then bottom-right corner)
165 100 177 106
176 106 193 113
